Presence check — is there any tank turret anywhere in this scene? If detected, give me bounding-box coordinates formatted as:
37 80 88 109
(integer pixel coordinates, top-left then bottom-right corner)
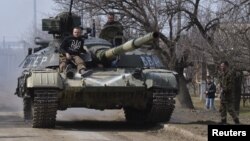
95 32 159 61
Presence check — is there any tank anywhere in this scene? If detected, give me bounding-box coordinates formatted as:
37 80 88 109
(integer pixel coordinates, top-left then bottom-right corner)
15 0 178 128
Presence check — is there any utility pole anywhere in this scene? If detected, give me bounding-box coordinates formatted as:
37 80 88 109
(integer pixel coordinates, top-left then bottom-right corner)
176 0 181 57
200 50 206 100
2 36 5 48
177 0 181 33
248 2 250 22
33 0 37 37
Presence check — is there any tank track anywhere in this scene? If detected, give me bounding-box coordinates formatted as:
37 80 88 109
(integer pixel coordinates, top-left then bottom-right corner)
146 89 175 122
124 89 176 123
23 96 32 120
32 89 58 128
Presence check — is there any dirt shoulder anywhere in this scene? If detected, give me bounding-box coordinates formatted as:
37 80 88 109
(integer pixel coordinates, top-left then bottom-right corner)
168 96 250 138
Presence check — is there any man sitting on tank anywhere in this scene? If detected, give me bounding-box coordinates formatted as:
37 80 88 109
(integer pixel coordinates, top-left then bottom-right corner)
59 27 89 77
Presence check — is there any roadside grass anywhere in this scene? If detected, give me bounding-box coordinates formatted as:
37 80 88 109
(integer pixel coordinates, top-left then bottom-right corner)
191 96 250 113
190 96 221 110
239 104 250 115
191 95 250 125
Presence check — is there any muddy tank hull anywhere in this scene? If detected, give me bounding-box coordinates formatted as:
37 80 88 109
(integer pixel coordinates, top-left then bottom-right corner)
18 67 177 127
57 68 178 123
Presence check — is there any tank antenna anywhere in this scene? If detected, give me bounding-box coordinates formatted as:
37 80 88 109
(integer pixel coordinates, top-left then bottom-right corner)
69 0 73 15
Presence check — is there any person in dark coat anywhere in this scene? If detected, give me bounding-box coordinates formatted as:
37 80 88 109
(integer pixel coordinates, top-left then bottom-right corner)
205 76 216 110
100 13 124 46
103 13 123 30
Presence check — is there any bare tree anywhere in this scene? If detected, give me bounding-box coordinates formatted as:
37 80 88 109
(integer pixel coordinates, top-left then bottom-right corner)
52 0 195 108
52 0 250 109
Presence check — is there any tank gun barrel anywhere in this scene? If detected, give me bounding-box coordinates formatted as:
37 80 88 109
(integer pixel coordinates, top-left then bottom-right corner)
99 32 159 60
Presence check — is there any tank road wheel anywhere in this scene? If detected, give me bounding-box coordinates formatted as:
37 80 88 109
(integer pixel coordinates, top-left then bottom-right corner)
32 89 58 128
124 89 176 124
23 96 33 121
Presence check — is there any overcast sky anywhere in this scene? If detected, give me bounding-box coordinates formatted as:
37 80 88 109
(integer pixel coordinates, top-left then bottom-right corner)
0 0 56 41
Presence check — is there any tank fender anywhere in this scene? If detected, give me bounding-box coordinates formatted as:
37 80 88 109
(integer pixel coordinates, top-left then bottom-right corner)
144 69 178 90
27 71 63 89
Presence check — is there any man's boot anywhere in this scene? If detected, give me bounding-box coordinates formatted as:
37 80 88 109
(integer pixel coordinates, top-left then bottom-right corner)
219 119 227 125
65 64 75 79
80 69 92 77
234 118 240 124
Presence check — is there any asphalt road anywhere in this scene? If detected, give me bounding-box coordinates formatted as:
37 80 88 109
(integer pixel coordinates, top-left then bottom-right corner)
0 106 208 141
0 83 206 141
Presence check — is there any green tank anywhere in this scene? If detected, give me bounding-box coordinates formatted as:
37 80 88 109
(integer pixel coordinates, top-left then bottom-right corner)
15 0 178 128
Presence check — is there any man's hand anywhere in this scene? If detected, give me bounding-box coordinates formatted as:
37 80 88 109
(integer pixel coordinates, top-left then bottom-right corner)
221 89 226 95
205 91 208 96
66 53 72 60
